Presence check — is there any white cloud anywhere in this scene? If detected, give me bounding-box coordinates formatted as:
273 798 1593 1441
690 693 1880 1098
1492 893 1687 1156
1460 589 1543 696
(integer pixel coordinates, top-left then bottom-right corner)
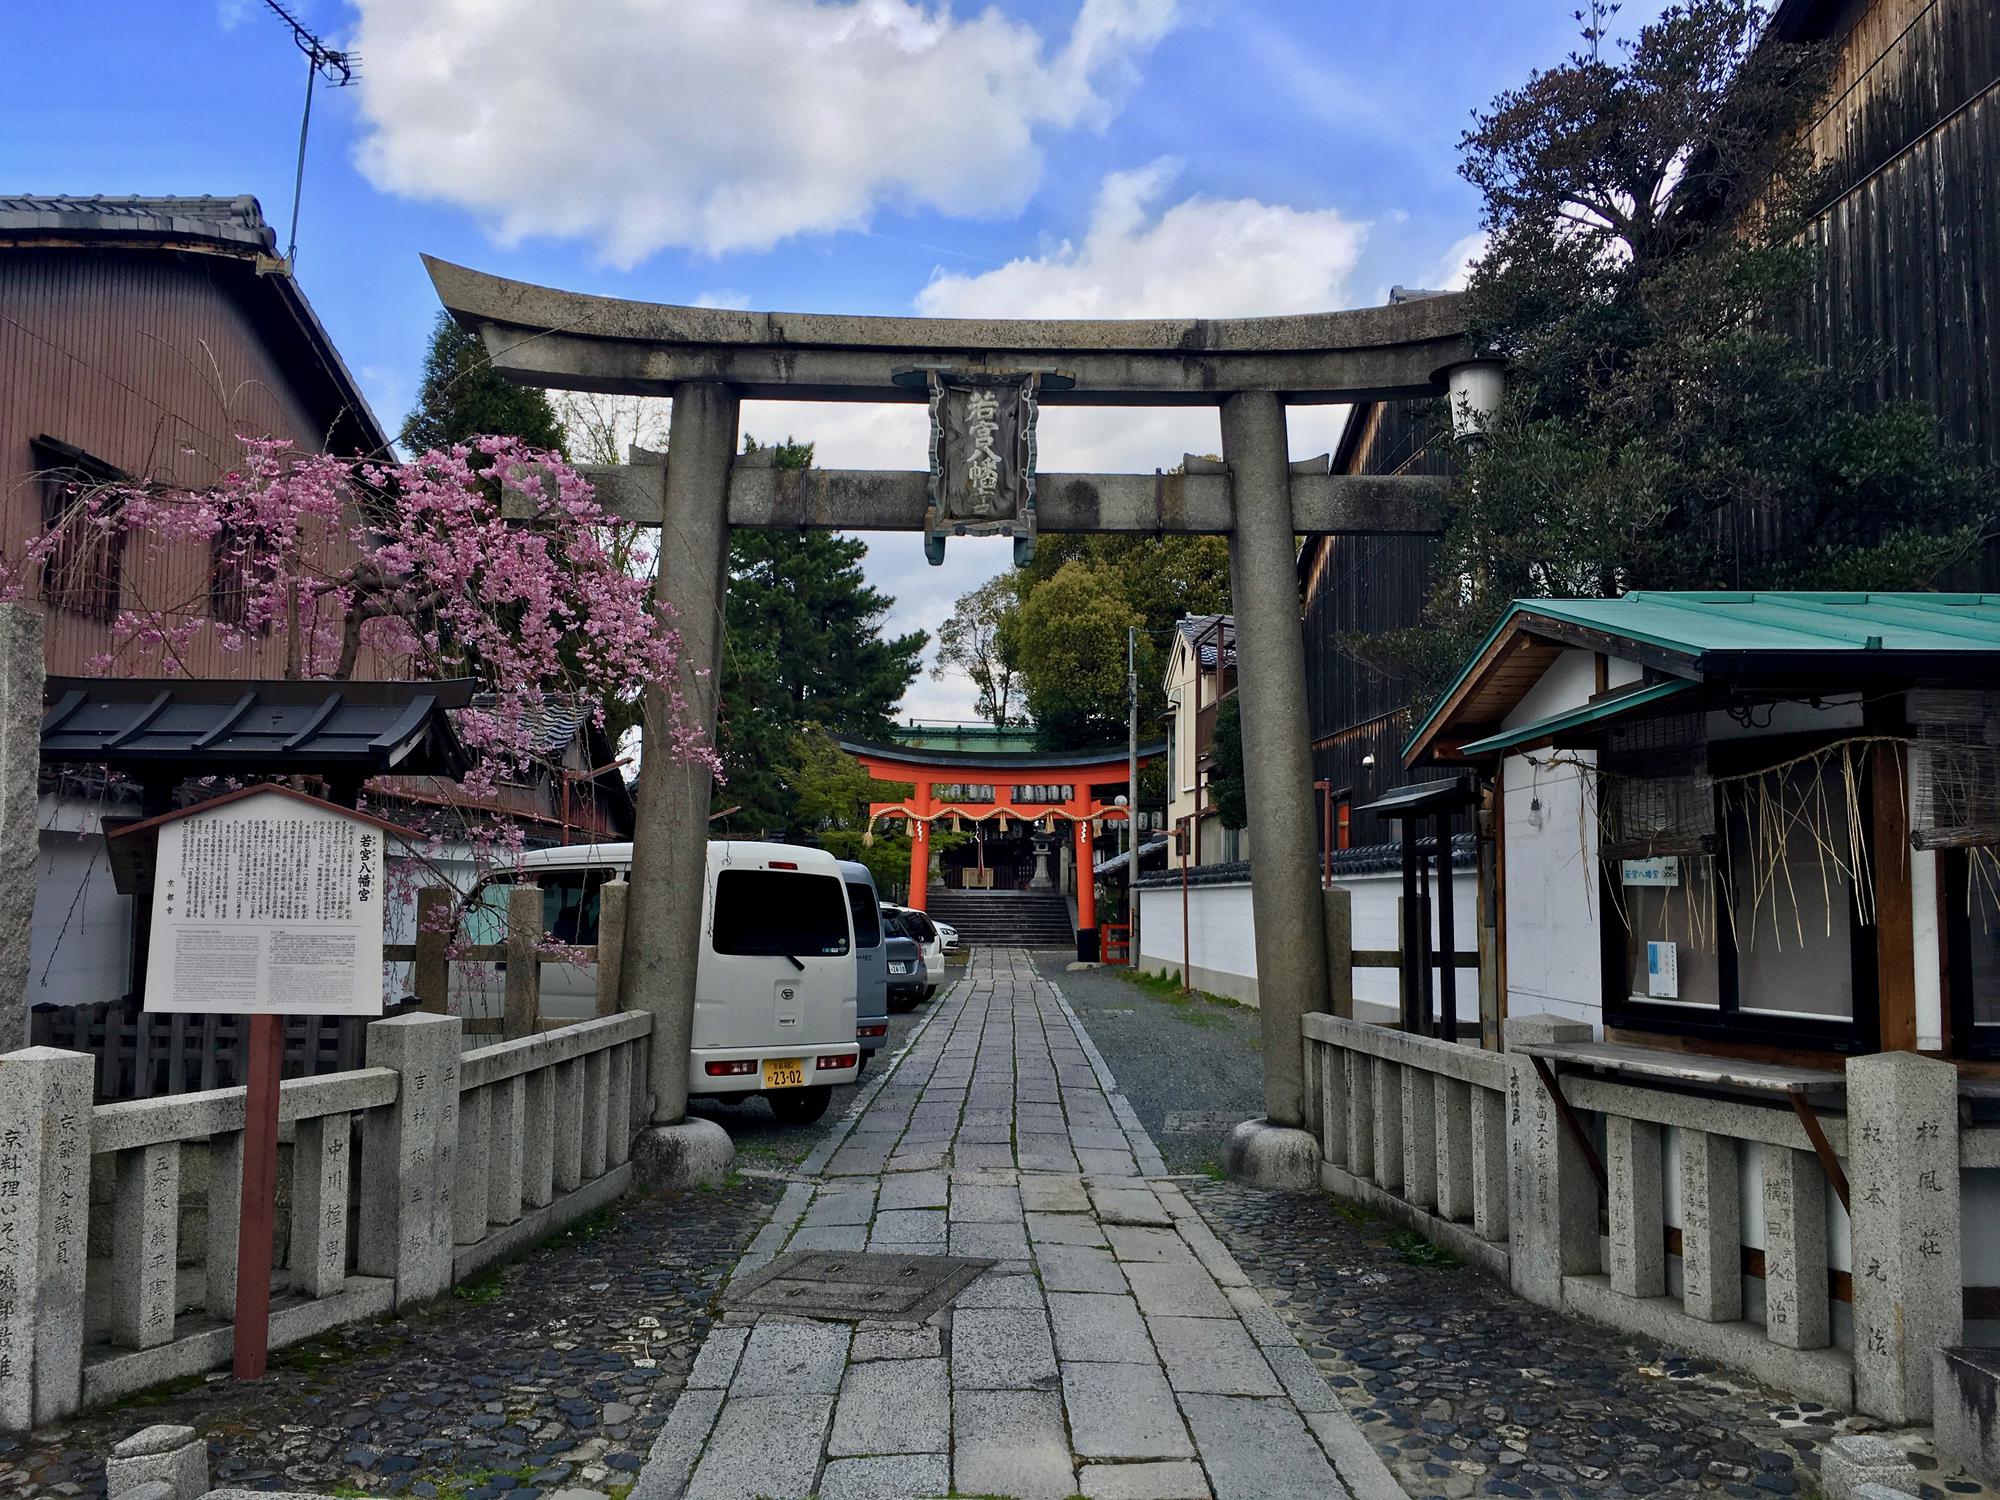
739 162 1370 719
352 0 1178 264
1427 230 1489 292
693 289 752 310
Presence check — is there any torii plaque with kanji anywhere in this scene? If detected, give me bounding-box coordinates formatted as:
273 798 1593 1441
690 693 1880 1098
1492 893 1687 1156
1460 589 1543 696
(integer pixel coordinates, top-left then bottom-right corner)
924 370 1040 566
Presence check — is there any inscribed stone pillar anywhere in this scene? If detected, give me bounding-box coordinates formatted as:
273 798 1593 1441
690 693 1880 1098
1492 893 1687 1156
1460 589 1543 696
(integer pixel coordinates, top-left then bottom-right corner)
109 1142 180 1348
0 608 45 1053
0 1046 91 1431
1761 1145 1829 1351
290 1112 351 1300
1505 1014 1597 1309
1848 1051 1962 1422
1680 1129 1742 1322
622 382 739 1123
1471 1085 1509 1242
1605 1115 1664 1299
1220 392 1328 1130
359 1013 462 1308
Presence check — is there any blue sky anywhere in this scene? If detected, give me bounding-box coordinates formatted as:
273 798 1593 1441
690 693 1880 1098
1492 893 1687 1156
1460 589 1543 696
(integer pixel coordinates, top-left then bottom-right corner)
3 1 1662 720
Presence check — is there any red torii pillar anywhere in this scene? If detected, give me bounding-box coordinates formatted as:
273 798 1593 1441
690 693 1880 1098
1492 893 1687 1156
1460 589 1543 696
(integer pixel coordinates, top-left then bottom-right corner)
908 780 932 912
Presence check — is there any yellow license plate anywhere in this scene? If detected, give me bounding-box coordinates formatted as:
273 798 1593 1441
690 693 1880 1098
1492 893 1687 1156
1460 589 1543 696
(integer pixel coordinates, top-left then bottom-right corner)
762 1058 806 1089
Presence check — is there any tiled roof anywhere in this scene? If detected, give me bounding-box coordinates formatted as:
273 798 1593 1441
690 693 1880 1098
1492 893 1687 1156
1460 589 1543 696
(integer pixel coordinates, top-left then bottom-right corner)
0 194 277 252
1175 614 1237 671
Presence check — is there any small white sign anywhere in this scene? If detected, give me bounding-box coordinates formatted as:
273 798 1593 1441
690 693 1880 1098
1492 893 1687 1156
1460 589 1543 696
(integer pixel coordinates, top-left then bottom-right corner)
1646 940 1679 999
1621 856 1681 888
143 790 387 1017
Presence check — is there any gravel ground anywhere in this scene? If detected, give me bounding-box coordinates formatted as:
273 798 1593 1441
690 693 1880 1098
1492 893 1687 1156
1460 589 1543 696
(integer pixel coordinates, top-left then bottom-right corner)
6 1180 780 1500
1193 1180 1996 1500
4 1009 938 1500
1032 952 1264 1174
686 1000 929 1172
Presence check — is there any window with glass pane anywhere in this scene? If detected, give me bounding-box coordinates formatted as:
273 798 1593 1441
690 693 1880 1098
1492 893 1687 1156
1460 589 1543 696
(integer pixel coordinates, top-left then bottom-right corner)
846 882 882 947
1727 762 1858 1023
711 870 850 957
542 870 611 945
1618 871 1722 1009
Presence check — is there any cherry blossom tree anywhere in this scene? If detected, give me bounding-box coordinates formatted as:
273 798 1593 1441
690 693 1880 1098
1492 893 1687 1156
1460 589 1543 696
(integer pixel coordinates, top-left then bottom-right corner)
7 433 707 793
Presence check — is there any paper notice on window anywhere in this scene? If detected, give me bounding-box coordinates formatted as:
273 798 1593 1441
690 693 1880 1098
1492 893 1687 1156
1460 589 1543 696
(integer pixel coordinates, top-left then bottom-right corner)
143 790 386 1017
1646 940 1679 999
1621 857 1681 887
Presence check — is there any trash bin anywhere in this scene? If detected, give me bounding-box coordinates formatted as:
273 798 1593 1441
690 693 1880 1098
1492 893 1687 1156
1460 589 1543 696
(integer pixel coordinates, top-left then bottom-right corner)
1075 927 1100 963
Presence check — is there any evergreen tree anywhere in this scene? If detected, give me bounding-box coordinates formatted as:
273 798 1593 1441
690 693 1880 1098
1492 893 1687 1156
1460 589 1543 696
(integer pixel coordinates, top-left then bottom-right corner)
1374 0 1991 701
714 436 928 833
401 312 568 456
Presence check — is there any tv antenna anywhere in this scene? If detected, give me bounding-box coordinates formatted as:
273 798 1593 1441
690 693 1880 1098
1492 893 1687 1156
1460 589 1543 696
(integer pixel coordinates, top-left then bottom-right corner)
261 0 360 269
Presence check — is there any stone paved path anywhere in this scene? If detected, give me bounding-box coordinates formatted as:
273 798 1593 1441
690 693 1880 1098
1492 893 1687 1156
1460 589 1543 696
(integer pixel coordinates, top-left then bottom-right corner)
632 946 1398 1500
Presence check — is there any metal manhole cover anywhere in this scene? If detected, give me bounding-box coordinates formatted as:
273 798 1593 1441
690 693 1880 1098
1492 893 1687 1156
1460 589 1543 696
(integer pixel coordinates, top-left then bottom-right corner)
722 1251 996 1322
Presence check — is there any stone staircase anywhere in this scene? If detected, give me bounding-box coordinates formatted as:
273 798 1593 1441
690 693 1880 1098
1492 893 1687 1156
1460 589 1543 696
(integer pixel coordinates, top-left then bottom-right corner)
927 888 1077 949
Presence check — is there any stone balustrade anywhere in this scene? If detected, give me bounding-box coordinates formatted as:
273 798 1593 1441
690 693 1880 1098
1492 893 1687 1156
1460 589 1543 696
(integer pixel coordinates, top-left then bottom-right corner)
450 1011 650 1282
1301 1010 1513 1278
0 1007 653 1432
1300 1009 1968 1424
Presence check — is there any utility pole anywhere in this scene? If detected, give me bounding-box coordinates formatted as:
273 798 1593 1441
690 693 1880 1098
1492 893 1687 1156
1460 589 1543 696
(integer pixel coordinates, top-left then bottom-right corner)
1127 624 1140 962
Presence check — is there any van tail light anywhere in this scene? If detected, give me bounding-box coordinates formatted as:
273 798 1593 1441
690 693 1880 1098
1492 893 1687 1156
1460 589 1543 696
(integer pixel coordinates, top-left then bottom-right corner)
817 1053 858 1071
768 860 799 870
705 1059 757 1077
857 1023 887 1039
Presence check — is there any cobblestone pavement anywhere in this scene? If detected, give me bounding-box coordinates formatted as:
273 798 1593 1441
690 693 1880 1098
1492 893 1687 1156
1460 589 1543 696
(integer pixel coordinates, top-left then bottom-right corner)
4 1001 938 1500
634 946 1400 1500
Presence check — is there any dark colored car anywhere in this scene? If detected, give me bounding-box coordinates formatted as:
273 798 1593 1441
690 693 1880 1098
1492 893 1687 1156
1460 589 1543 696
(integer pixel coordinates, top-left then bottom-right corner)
885 922 926 1013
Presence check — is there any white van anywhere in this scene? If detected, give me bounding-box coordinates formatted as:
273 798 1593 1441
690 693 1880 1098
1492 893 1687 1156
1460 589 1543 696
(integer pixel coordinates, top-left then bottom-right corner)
455 840 860 1124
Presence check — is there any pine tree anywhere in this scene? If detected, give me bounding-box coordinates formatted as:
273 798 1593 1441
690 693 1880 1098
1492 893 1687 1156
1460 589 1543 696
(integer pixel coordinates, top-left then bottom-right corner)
401 312 568 456
713 436 928 834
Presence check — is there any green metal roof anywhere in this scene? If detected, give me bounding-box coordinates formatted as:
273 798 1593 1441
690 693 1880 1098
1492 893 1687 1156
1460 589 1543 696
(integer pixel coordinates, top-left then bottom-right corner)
1455 678 1696 757
1504 591 2000 655
1405 592 2000 763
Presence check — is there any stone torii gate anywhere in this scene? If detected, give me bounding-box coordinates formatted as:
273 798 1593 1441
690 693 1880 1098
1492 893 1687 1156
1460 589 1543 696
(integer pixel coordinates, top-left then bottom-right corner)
426 256 1488 1184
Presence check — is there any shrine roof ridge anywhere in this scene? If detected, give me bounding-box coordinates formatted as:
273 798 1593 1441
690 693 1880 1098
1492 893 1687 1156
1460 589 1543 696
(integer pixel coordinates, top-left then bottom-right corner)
837 736 1165 772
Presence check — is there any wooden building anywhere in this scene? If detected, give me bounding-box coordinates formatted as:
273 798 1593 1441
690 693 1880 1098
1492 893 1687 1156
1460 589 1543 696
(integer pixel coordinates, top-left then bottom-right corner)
1297 292 1457 855
0 194 389 677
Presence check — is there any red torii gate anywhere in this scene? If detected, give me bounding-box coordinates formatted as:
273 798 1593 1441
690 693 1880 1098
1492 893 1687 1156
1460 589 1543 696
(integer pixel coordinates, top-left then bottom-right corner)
839 739 1156 933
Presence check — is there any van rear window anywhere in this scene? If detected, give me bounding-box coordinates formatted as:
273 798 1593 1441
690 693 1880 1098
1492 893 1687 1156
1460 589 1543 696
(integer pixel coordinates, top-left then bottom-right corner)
712 869 851 957
845 883 882 947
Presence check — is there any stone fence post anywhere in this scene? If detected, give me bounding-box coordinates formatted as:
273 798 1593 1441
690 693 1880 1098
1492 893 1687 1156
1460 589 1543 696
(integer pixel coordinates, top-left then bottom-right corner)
359 1013 463 1308
0 1045 92 1431
1504 1014 1598 1309
0 607 45 1053
1847 1050 1961 1423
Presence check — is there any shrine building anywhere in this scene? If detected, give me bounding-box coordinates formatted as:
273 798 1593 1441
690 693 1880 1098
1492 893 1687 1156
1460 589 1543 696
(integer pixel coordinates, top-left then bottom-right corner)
838 738 1164 942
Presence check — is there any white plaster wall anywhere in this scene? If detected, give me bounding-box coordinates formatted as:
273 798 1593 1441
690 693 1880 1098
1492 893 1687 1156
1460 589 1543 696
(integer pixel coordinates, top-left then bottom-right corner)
1138 868 1478 1019
29 801 133 1011
1501 748 1604 1033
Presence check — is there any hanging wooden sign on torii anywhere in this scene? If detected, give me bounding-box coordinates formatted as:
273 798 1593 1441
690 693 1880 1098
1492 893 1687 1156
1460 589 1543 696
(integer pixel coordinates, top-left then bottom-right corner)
425 255 1499 1185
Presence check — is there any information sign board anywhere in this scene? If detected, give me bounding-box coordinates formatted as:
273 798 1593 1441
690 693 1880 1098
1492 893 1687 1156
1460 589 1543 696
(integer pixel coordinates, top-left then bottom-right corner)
142 788 385 1017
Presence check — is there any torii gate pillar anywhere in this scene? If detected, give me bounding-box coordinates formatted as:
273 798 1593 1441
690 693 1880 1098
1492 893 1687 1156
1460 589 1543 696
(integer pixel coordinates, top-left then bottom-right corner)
623 383 739 1181
1219 390 1326 1188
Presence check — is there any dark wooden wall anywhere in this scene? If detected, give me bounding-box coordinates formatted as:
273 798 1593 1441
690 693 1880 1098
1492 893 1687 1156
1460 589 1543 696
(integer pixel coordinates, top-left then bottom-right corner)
1300 398 1462 849
0 246 368 677
1785 0 2000 472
